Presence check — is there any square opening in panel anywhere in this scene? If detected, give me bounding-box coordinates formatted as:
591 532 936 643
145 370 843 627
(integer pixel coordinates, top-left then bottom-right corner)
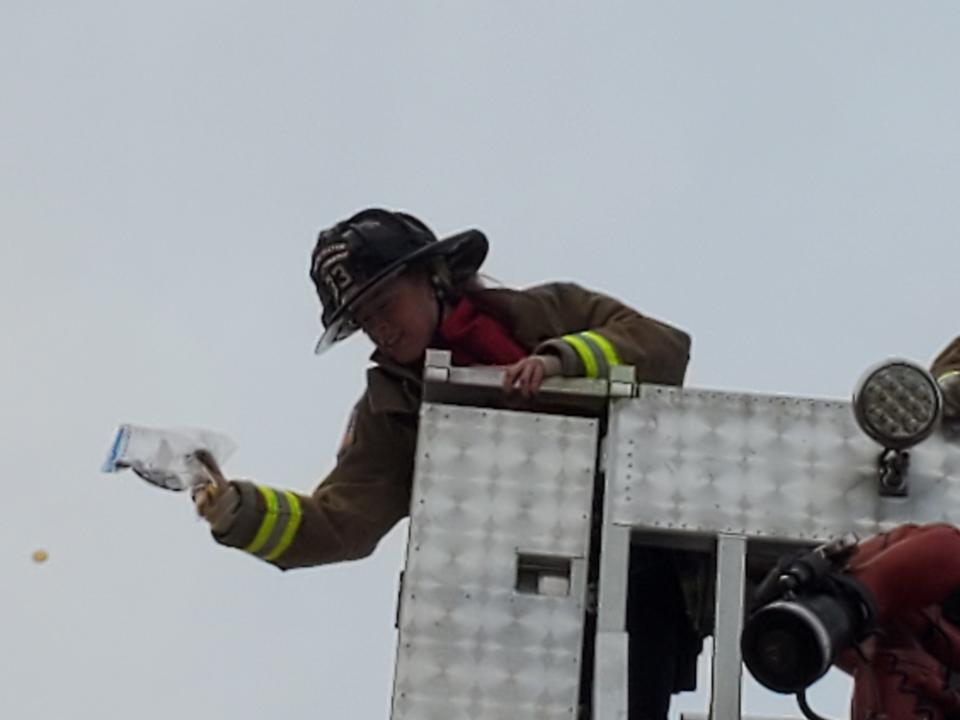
516 553 572 597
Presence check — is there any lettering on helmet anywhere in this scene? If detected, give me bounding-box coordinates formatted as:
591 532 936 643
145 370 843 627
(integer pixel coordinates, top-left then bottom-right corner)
328 263 353 292
317 249 354 305
312 241 348 277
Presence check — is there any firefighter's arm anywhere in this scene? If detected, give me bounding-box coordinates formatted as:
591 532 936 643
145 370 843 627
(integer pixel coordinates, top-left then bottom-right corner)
932 337 960 419
532 282 691 386
199 396 416 570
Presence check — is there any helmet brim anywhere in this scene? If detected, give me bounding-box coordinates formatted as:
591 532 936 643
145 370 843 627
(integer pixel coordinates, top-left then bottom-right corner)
313 229 488 356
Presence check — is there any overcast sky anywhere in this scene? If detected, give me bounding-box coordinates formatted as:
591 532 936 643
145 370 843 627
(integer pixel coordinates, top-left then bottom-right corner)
3 2 959 718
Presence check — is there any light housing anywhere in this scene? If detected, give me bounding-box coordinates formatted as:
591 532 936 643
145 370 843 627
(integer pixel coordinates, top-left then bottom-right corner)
853 359 942 450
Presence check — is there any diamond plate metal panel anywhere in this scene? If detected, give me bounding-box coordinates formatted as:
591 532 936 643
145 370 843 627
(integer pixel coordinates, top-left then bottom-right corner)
608 386 960 542
392 403 599 720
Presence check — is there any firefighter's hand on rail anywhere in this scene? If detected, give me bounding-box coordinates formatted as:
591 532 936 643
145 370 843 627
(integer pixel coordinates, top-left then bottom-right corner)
191 449 240 532
503 355 562 399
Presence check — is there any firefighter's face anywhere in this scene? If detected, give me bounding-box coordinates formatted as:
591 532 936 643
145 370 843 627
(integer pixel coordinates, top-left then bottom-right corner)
354 270 438 364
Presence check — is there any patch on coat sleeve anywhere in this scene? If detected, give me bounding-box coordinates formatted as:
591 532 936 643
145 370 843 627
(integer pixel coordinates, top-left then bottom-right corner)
337 403 360 460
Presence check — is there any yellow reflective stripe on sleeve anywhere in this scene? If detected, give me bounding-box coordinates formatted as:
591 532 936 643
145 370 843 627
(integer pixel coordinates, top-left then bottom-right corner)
244 486 279 555
264 492 303 562
582 331 621 367
563 334 599 378
940 370 960 383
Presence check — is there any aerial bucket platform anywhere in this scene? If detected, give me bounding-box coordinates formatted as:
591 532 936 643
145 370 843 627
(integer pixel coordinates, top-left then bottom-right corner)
390 350 960 720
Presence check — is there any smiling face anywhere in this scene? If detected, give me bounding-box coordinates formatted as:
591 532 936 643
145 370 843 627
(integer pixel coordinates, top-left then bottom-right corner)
352 268 440 365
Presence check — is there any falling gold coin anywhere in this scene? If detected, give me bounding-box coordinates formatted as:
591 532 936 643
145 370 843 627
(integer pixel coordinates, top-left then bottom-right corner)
32 550 48 563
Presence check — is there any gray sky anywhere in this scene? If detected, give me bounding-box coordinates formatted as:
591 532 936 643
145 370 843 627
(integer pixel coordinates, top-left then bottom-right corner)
3 2 958 718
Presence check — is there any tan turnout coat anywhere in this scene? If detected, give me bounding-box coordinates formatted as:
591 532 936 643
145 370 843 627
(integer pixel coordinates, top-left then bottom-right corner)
213 282 691 569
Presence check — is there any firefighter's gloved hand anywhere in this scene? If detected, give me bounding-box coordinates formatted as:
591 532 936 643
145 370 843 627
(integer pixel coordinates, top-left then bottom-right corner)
503 354 562 399
940 371 960 421
191 449 241 534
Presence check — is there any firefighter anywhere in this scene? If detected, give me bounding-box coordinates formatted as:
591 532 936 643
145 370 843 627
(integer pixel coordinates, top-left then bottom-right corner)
193 208 695 719
743 340 960 719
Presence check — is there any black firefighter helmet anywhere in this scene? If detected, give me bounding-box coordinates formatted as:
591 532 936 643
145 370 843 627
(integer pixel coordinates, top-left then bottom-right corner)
310 208 488 355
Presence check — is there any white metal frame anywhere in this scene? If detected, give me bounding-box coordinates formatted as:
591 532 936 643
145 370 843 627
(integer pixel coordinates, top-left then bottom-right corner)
391 351 960 720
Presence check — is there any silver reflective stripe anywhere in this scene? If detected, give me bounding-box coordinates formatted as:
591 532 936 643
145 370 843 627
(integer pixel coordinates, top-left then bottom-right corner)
577 333 610 379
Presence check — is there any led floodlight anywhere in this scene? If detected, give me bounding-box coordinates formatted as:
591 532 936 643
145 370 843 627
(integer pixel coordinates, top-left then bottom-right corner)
853 360 941 450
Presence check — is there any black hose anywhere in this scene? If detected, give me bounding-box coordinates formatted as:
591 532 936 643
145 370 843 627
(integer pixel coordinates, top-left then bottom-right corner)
797 690 833 720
